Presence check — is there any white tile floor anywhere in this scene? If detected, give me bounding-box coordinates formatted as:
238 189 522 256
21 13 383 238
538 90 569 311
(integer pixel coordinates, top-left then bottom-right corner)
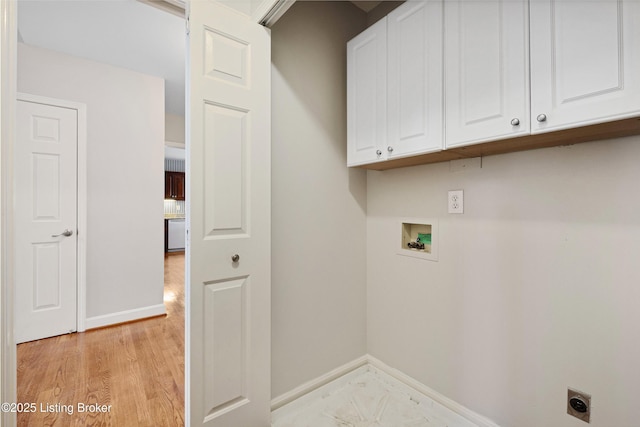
272 366 478 427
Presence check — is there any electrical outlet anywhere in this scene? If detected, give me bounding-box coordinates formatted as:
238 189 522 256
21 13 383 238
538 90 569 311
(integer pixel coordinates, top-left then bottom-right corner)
567 388 591 423
448 190 464 214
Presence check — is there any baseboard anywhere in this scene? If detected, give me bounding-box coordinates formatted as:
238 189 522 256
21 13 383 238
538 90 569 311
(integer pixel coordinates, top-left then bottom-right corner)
271 354 501 427
367 355 501 427
270 354 369 411
84 304 166 330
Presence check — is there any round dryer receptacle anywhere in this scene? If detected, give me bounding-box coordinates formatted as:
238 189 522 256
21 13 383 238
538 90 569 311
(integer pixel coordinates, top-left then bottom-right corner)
569 397 588 413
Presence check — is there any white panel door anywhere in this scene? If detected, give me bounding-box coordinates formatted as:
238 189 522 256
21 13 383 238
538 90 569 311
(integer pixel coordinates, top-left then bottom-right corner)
445 0 530 148
347 17 387 166
387 0 443 158
187 1 271 426
530 0 640 133
15 99 77 344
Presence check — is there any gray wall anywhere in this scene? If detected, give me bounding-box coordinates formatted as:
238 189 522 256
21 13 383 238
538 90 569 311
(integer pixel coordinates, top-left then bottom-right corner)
18 43 165 324
271 1 368 398
367 137 640 427
277 4 640 425
165 113 185 145
367 1 404 26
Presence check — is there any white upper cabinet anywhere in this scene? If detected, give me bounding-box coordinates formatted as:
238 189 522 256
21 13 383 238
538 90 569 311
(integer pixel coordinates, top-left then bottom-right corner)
445 0 530 148
348 0 640 169
530 0 640 133
387 0 443 158
347 18 387 167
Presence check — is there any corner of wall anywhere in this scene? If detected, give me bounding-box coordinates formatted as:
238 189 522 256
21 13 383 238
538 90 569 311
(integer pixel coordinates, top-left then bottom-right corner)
270 0 369 398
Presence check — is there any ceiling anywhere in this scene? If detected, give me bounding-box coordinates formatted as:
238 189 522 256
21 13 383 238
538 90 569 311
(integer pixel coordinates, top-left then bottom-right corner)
18 0 186 116
17 0 385 117
165 145 186 159
350 1 383 12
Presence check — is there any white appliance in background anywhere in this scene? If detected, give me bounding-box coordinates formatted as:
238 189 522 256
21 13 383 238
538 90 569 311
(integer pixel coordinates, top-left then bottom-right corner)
168 218 185 251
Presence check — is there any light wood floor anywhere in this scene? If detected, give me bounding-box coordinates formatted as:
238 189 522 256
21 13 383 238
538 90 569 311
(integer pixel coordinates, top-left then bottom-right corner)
17 252 185 427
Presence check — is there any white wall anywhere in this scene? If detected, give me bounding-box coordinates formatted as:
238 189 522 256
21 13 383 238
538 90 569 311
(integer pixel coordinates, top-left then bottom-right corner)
271 1 368 398
18 43 165 324
165 113 184 145
367 137 640 427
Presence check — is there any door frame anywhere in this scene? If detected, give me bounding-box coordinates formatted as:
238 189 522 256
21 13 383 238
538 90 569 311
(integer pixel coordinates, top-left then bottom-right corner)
1 1 88 417
1 0 18 424
16 92 88 337
1 1 291 425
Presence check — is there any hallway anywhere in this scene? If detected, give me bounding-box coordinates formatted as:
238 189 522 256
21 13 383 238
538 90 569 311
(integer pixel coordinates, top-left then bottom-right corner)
16 253 185 426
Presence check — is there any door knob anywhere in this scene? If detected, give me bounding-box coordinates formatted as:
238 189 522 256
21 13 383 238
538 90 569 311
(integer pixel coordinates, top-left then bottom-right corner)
52 229 73 237
376 150 382 156
387 146 394 153
231 254 240 263
510 118 520 126
536 113 547 122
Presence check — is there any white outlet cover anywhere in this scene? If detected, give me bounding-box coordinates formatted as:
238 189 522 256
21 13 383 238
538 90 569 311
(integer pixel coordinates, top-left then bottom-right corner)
448 190 464 214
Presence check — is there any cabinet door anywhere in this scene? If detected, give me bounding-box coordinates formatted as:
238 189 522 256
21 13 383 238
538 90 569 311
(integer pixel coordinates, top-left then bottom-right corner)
165 171 173 199
445 0 530 148
530 0 640 133
165 171 186 200
347 18 387 166
387 0 443 157
175 172 185 200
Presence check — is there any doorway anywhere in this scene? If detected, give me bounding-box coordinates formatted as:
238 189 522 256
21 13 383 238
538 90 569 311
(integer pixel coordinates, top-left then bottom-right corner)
14 94 87 344
14 0 187 424
17 255 186 426
5 1 278 426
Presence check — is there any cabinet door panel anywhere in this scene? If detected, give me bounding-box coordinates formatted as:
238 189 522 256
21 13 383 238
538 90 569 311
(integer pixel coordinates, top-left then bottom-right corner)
530 0 640 132
175 173 185 201
347 18 387 166
445 0 529 148
165 172 173 199
165 171 186 200
388 0 443 157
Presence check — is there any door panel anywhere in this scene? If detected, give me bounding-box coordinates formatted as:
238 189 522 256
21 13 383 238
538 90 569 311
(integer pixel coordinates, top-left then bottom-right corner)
387 0 443 157
347 18 387 166
530 0 640 132
33 153 62 218
187 1 271 426
15 99 78 344
203 277 248 411
445 0 529 148
33 243 61 309
203 103 246 234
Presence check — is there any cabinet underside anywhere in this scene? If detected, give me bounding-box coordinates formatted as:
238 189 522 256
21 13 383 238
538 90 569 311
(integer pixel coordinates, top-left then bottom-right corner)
356 116 640 171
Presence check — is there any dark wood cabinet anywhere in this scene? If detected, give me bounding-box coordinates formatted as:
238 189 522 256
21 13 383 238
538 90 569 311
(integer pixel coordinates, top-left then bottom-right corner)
165 171 185 200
